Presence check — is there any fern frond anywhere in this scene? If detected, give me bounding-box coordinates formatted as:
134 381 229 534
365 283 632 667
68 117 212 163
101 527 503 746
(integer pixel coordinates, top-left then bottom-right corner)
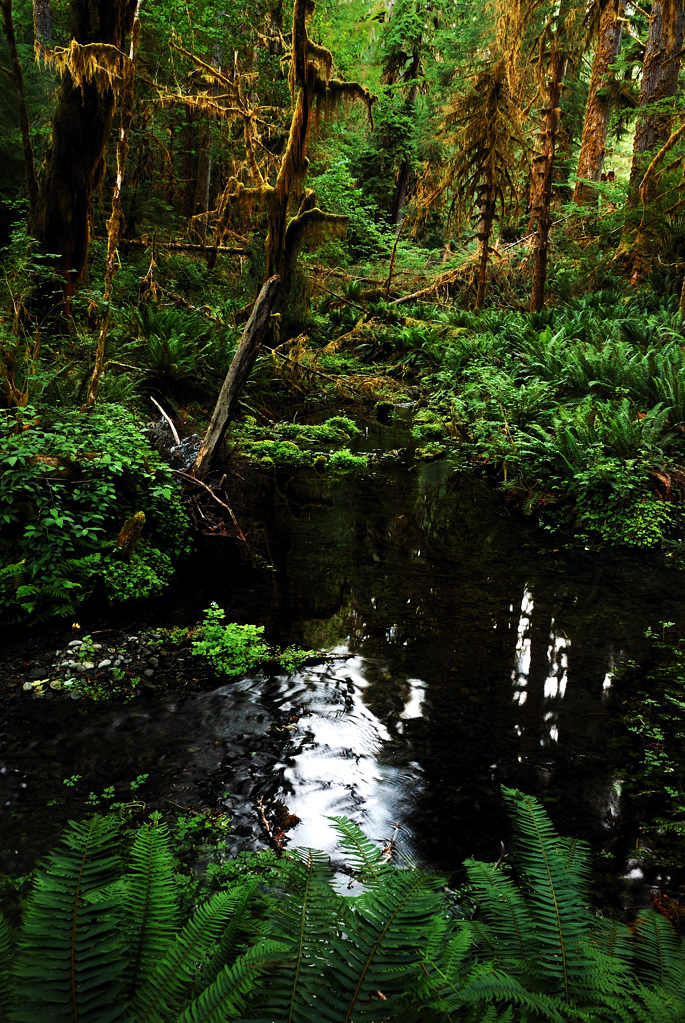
321 868 445 1022
502 788 591 1001
256 848 338 1023
178 940 289 1023
632 909 685 1000
134 888 246 1022
11 816 125 1023
463 858 535 972
123 819 180 1000
329 817 389 884
0 913 12 1021
456 963 566 1021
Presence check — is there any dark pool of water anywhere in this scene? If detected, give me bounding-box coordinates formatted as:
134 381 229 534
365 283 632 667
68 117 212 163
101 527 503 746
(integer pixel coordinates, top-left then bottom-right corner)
2 429 684 895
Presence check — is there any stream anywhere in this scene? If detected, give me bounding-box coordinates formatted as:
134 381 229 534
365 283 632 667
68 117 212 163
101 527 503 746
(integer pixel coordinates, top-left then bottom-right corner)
2 420 684 901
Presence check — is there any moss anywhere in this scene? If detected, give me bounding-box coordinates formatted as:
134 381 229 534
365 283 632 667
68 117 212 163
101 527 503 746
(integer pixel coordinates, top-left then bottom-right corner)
415 442 446 462
329 448 369 474
411 409 448 442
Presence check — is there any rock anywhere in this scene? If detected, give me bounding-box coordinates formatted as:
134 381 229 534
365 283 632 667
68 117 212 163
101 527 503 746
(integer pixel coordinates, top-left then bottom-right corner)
148 656 159 669
98 659 112 669
143 669 155 679
80 661 95 671
68 640 82 648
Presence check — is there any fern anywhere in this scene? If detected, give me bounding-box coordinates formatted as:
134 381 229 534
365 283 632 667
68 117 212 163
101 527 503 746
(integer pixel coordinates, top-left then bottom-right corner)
3 796 684 1023
134 889 244 1023
124 819 180 1003
632 909 685 1001
501 788 591 1002
0 913 11 1022
10 816 125 1023
178 941 289 1023
329 816 391 884
255 848 338 1023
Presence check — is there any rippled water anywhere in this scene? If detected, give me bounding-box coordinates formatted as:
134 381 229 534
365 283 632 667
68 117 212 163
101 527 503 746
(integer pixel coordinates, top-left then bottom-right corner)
2 437 684 885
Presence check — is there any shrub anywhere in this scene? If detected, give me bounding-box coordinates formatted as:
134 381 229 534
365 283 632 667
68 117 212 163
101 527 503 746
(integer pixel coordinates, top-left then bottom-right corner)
191 604 314 677
191 605 271 678
0 404 190 622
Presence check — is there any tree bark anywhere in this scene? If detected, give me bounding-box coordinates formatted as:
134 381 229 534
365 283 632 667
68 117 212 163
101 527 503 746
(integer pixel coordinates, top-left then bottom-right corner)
529 48 565 312
573 0 625 205
29 0 137 307
1 0 38 212
624 0 685 277
85 0 142 409
32 0 51 51
193 275 280 477
628 0 685 197
475 179 495 309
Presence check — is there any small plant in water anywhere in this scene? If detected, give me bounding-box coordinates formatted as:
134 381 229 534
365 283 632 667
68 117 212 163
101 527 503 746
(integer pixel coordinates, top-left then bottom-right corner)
191 604 271 678
192 604 317 678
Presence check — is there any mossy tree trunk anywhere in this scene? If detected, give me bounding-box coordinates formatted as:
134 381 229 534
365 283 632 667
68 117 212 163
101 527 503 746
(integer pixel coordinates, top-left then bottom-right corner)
475 176 496 309
29 0 137 308
0 0 38 212
623 0 685 278
529 46 565 312
628 0 685 197
573 0 625 206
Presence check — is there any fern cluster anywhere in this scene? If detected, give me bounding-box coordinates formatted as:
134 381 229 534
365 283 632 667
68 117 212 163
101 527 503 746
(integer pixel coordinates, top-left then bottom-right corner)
1 790 683 1022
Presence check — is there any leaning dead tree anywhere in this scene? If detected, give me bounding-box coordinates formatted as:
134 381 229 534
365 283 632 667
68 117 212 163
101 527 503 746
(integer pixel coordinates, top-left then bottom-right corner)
192 275 280 478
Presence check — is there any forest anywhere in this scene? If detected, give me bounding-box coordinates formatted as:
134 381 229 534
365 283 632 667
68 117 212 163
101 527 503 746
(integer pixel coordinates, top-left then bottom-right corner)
0 0 685 1018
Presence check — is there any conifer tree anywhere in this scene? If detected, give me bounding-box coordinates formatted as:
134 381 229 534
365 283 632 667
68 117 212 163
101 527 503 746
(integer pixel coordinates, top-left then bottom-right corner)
573 0 626 205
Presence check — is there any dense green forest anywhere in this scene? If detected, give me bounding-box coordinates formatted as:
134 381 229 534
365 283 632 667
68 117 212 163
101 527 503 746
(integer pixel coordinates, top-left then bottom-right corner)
1 0 685 1018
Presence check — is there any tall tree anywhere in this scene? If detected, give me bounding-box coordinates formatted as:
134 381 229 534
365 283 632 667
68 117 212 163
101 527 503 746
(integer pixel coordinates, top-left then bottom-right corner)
0 0 38 212
573 0 626 205
192 0 373 475
622 0 685 278
528 0 583 311
628 0 685 197
29 0 138 307
420 58 525 307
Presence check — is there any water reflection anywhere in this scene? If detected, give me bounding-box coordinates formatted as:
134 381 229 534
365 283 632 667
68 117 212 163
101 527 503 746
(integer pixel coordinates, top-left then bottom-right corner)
2 454 684 879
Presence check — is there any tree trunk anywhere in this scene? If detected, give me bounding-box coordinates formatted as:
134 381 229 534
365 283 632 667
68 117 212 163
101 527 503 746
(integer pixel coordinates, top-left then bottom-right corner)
475 180 495 309
628 0 685 198
85 0 142 410
1 0 38 211
529 48 564 312
390 76 419 224
573 0 625 205
623 0 684 278
193 275 280 477
29 0 137 306
32 0 51 51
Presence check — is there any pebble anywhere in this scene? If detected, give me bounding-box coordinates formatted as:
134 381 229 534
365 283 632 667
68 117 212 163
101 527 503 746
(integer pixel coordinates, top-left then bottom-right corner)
143 669 155 679
148 656 159 669
80 661 95 671
67 640 82 648
98 659 112 669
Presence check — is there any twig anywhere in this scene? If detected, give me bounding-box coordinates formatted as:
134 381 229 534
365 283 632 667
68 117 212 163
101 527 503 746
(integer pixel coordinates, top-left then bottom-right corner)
149 396 181 446
171 468 247 542
257 796 283 855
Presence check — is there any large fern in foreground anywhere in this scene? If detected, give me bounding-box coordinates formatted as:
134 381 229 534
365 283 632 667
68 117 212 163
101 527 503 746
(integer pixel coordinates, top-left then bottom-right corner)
0 792 683 1022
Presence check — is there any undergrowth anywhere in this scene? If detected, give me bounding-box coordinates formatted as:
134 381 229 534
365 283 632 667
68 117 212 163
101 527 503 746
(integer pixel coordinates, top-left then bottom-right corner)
1 788 683 1022
0 404 190 622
